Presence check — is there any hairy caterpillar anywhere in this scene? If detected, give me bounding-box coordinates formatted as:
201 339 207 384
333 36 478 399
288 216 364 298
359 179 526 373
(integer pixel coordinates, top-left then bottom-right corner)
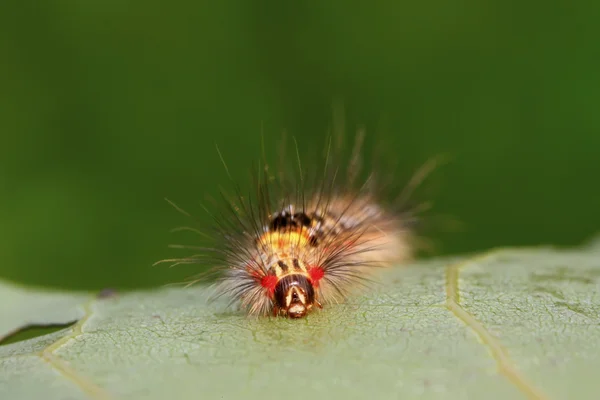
158 123 438 319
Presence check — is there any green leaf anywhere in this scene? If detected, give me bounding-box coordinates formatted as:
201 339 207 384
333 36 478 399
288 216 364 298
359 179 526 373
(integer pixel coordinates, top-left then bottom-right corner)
2 244 600 400
0 281 89 342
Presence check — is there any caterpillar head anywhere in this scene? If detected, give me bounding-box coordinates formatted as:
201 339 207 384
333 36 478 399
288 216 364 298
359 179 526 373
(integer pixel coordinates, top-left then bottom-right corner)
273 274 315 318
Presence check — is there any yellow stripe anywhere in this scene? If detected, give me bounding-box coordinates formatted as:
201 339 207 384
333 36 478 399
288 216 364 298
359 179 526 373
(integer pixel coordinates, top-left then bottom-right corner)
259 230 309 251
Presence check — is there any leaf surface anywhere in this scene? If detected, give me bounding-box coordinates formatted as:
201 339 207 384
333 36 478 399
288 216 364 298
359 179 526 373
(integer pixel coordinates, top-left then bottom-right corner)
1 245 600 400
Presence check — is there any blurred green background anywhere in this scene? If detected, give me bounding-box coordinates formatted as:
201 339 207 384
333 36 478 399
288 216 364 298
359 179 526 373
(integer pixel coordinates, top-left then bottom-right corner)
1 1 598 290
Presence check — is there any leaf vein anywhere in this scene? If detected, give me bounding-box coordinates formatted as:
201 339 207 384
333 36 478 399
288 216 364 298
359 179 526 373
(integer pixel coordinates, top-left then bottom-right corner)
445 250 549 400
37 298 113 400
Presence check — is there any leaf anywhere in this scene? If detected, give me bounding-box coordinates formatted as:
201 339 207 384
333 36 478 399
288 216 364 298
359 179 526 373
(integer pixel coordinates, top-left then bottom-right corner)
0 281 89 342
2 244 600 400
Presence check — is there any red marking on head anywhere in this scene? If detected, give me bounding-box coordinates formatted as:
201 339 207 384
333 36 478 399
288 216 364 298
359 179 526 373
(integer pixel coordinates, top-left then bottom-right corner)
261 275 278 297
308 266 324 288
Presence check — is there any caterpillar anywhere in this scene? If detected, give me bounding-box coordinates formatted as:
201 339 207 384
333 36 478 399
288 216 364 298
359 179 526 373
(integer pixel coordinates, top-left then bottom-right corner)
159 123 438 319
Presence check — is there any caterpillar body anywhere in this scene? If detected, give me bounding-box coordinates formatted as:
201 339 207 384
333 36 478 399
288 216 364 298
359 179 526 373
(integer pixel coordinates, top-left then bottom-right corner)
218 193 414 318
161 128 436 319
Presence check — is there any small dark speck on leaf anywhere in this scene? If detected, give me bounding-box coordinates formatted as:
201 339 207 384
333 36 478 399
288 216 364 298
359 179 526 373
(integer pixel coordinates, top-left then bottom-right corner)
98 288 118 299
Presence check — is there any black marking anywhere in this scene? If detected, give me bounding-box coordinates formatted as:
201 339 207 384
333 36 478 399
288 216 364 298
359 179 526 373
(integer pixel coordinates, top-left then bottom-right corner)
293 212 312 227
292 258 301 271
291 290 301 302
269 215 289 230
269 211 313 232
277 260 289 272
